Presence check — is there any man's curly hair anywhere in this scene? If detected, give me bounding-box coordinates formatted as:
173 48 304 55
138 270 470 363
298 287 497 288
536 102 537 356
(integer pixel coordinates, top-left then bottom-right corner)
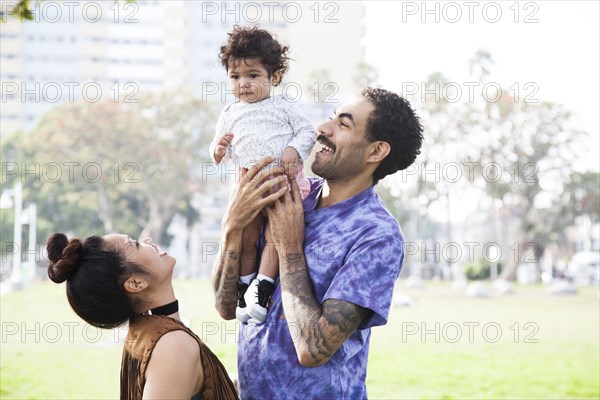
362 88 424 185
219 26 290 83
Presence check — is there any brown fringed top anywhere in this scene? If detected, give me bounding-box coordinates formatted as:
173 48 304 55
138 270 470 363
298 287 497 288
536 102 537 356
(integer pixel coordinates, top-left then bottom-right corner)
120 314 238 400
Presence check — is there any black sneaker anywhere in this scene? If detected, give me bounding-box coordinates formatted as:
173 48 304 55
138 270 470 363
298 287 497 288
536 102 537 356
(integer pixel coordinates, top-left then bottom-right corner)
245 279 276 322
235 282 251 323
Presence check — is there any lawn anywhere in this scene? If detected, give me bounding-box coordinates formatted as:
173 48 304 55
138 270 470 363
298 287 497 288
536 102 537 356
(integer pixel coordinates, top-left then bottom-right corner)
1 279 598 399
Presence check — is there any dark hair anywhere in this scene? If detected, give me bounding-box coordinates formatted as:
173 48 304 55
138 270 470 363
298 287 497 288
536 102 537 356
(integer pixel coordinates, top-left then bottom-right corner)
47 233 150 329
362 87 424 184
219 25 289 83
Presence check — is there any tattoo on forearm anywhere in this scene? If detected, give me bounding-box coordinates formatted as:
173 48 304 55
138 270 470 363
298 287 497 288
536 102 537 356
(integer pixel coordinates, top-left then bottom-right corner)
306 300 370 364
323 300 369 333
280 255 371 365
285 252 303 263
225 250 240 261
214 250 240 318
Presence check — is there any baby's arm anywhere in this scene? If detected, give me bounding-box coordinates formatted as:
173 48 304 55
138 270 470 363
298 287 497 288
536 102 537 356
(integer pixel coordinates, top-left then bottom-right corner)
284 101 318 165
209 111 232 164
280 146 300 179
281 146 302 179
212 133 234 164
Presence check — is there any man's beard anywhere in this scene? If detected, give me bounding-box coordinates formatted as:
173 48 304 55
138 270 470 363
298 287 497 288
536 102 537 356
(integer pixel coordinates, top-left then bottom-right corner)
311 151 365 182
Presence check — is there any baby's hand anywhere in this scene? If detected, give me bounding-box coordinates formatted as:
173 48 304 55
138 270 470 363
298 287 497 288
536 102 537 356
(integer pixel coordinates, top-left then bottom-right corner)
281 146 300 180
214 133 234 164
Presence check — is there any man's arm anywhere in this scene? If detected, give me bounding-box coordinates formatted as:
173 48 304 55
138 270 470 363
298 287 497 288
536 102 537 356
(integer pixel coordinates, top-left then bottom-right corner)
266 180 372 367
279 251 372 367
211 228 243 320
211 157 287 320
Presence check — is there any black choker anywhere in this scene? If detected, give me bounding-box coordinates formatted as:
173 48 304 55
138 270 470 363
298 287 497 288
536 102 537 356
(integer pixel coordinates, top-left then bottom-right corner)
150 300 179 316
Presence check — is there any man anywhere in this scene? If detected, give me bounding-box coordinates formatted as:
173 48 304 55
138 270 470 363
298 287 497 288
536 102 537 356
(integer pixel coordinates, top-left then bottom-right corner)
212 88 424 399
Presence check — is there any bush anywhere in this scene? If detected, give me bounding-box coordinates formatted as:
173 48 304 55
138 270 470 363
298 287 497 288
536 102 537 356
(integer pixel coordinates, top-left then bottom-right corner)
464 259 503 280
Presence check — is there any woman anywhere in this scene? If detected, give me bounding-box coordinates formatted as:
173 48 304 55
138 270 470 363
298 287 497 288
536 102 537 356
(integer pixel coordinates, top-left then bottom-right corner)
47 232 238 399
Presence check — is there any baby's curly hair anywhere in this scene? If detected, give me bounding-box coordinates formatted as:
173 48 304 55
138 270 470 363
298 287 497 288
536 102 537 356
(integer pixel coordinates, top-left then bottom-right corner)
219 26 290 83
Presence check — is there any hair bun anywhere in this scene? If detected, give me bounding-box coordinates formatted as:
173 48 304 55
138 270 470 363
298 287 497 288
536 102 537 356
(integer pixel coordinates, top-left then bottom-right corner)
47 233 83 283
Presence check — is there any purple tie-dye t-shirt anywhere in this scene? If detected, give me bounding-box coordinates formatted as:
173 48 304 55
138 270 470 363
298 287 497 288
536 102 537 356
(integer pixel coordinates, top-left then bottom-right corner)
237 178 404 400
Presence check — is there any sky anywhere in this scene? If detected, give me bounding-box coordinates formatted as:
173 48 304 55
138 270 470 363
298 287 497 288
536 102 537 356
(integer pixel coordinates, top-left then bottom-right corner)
363 0 599 172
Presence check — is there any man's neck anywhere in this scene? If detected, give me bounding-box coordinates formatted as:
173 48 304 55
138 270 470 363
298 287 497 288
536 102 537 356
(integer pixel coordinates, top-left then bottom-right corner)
317 177 373 209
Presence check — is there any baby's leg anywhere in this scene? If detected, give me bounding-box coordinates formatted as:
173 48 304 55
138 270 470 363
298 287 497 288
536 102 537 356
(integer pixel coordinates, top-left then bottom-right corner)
257 221 279 281
236 214 264 323
245 221 278 322
240 214 263 277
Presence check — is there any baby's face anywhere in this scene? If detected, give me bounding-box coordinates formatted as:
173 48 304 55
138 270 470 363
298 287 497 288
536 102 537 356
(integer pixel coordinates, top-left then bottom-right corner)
227 58 280 103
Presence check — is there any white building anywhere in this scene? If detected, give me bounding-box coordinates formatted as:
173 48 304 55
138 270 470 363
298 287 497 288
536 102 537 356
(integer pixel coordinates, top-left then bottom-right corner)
0 1 234 135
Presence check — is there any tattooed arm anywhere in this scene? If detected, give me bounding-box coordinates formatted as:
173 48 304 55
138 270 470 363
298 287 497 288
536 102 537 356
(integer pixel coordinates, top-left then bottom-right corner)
211 157 287 320
280 252 372 367
211 229 243 320
266 180 372 367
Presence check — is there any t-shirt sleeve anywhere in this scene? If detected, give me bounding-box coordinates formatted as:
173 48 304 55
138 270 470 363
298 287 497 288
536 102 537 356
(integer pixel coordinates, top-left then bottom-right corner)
209 110 228 164
322 233 404 330
284 101 317 163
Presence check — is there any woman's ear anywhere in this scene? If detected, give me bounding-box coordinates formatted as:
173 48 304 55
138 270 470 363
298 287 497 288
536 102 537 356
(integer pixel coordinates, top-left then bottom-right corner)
366 141 391 164
124 274 148 293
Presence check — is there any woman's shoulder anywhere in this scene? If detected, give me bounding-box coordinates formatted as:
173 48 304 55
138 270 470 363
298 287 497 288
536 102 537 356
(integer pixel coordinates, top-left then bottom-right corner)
154 329 201 357
143 317 203 361
155 327 198 345
143 329 204 398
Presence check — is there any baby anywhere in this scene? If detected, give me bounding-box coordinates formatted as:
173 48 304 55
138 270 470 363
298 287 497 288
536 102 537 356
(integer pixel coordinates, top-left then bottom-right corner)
209 26 316 322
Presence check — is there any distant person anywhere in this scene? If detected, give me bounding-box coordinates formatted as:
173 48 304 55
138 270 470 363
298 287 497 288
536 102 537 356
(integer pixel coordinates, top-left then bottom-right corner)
212 88 424 398
209 26 317 323
47 233 238 399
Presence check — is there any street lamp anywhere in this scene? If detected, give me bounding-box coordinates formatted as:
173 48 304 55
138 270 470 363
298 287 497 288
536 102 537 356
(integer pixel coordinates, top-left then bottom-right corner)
1 182 36 289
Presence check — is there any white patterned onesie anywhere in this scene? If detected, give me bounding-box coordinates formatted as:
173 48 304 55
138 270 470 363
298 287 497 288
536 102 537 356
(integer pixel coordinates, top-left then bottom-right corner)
209 94 317 170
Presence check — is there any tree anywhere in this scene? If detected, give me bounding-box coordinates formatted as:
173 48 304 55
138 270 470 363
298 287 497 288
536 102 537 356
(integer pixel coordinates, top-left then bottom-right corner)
546 170 600 256
354 62 380 89
566 171 600 224
389 71 474 279
1 0 33 21
305 68 337 120
469 49 493 82
380 50 591 282
1 90 219 246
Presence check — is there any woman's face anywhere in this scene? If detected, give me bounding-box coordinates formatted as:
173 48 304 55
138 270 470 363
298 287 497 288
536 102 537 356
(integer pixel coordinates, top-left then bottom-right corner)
103 234 176 283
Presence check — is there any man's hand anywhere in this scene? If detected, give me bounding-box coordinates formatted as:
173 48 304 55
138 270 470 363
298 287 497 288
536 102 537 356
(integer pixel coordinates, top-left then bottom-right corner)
280 146 300 181
213 132 234 164
223 156 288 232
265 172 305 257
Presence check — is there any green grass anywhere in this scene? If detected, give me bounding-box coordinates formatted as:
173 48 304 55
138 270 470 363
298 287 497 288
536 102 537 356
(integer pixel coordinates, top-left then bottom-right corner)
367 283 599 399
1 280 598 399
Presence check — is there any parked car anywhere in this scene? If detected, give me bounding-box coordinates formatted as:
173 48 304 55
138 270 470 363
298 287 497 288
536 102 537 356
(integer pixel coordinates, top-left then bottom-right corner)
567 251 600 285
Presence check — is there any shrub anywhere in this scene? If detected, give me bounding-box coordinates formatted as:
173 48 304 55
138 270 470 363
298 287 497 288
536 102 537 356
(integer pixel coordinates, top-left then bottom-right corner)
464 259 503 280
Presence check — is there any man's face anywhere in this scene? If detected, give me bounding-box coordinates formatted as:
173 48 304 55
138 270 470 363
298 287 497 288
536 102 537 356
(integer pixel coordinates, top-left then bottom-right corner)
311 96 375 182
